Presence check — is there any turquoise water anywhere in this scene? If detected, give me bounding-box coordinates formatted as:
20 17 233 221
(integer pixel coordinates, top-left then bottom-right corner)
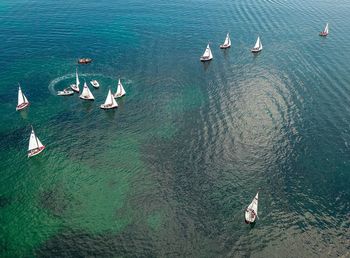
1 0 349 257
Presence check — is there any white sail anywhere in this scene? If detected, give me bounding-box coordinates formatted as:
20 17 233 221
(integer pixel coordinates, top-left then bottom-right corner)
224 33 231 46
254 37 261 49
28 129 40 151
115 79 126 97
76 68 80 89
80 82 94 100
17 86 25 106
104 89 116 105
202 44 212 58
245 192 259 223
324 23 329 34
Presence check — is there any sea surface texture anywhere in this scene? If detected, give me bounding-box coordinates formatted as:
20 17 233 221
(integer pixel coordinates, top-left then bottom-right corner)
0 0 349 257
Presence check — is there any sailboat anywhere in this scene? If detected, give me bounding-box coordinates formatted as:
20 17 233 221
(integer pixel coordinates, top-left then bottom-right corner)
28 126 45 158
70 68 80 93
245 192 259 224
16 83 30 111
251 36 263 53
100 89 118 109
319 23 329 36
90 80 100 89
79 82 95 100
220 33 231 49
200 43 213 62
114 79 126 98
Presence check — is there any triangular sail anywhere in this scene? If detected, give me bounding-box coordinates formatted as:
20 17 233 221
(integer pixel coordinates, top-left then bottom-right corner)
324 23 329 34
17 86 25 106
116 79 126 96
203 44 211 58
28 129 39 151
224 33 230 46
104 89 114 105
254 37 260 49
75 68 80 90
247 192 259 214
81 82 94 99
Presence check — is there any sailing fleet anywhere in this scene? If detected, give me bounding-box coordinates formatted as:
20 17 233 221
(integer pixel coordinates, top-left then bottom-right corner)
15 23 328 224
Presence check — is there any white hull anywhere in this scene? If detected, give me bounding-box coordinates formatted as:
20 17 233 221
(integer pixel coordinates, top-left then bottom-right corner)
251 48 262 53
28 146 45 158
90 80 100 88
220 44 231 49
200 56 213 62
79 96 94 101
114 93 125 98
57 90 74 96
100 104 118 109
70 84 79 93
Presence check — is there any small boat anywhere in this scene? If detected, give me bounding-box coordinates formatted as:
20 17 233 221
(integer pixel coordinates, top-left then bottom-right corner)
90 80 100 89
57 88 74 96
245 192 259 224
251 36 263 53
70 68 80 93
78 58 92 64
28 126 45 158
16 83 30 111
114 79 126 98
79 82 95 100
319 23 329 36
100 89 118 109
220 33 231 49
200 43 213 62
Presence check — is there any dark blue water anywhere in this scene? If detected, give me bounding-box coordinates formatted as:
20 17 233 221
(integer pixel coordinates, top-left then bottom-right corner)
0 0 349 257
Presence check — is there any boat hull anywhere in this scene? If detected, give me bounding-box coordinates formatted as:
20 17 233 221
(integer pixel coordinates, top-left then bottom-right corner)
90 81 100 88
251 48 262 53
100 104 118 109
16 102 30 111
319 32 328 36
28 146 45 158
200 57 213 62
57 91 74 96
244 209 257 224
70 84 79 93
114 93 126 98
78 58 92 64
220 44 231 49
79 96 94 101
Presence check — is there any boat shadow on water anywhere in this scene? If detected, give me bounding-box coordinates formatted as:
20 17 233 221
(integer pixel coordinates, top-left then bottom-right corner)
202 61 211 71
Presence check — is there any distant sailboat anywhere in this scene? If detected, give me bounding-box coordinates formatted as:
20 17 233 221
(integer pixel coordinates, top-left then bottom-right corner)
100 89 118 109
319 23 329 36
251 36 263 53
114 79 126 98
28 126 45 158
70 68 80 93
16 83 30 111
79 82 95 100
90 80 100 89
200 43 213 62
245 192 259 224
220 33 231 49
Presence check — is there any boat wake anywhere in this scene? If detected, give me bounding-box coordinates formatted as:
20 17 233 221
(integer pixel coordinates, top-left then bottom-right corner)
48 73 108 95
